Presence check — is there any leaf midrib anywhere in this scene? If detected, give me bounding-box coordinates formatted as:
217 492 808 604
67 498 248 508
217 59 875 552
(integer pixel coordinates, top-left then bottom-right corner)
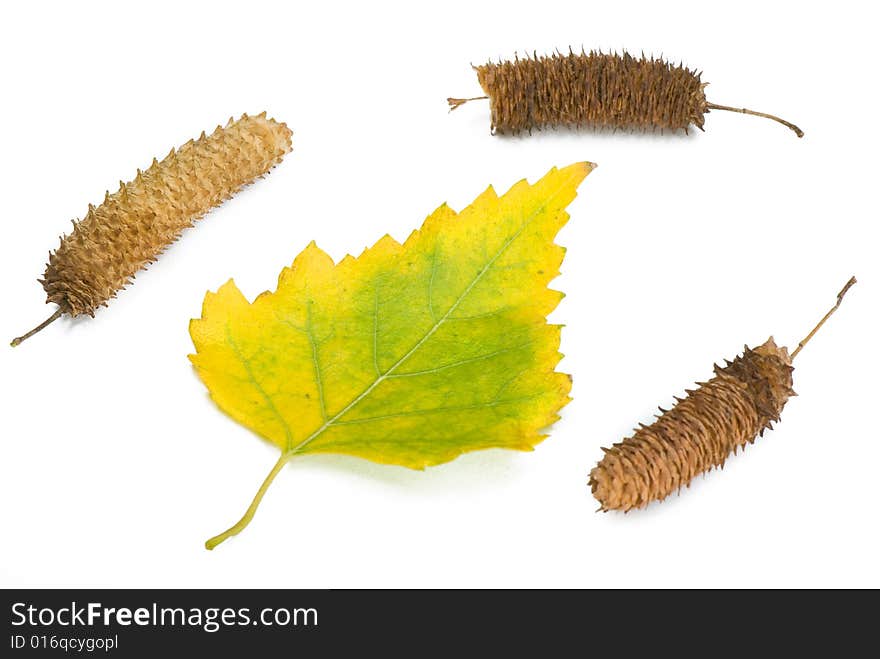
286 232 521 454
234 185 562 458
289 204 554 456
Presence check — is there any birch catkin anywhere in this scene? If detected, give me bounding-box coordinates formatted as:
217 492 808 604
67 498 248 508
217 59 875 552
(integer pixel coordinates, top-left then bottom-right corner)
12 112 292 346
590 277 856 511
590 339 793 511
449 50 803 138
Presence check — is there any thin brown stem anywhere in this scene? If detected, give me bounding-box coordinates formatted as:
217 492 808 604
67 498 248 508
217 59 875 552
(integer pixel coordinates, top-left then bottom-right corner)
10 308 64 347
447 96 489 111
706 102 804 138
791 276 857 360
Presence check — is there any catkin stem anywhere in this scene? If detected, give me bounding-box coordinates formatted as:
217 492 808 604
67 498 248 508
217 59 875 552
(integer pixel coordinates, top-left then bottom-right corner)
205 452 291 550
791 276 857 360
10 308 64 347
447 96 489 111
706 103 804 138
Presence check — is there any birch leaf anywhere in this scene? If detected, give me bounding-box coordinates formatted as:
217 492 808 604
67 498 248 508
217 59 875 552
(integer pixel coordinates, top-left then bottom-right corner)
190 162 594 548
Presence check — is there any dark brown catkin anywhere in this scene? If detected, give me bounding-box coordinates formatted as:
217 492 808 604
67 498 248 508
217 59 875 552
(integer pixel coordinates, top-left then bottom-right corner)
590 277 856 512
11 112 292 347
449 50 803 137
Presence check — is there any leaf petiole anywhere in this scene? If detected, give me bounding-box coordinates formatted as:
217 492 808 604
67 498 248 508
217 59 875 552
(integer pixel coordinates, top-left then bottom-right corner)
205 452 292 550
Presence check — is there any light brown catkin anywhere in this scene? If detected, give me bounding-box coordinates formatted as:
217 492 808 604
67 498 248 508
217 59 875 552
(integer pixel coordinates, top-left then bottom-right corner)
12 112 292 346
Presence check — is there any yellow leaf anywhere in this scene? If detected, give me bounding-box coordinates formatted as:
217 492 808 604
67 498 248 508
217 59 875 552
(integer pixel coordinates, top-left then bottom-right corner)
190 162 594 548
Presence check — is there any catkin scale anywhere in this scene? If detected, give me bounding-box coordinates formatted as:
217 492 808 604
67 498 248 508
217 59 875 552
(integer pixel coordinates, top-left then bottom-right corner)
450 50 803 138
12 112 292 345
590 277 856 511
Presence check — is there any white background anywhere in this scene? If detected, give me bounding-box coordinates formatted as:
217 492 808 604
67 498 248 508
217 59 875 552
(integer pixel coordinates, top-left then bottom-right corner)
1 0 877 588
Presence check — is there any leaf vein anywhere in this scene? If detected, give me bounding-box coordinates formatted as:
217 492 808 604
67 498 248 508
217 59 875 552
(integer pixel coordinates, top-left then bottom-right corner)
428 247 439 323
372 286 381 376
225 324 294 450
492 367 529 402
447 307 512 322
306 300 327 422
329 394 542 426
388 342 532 378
